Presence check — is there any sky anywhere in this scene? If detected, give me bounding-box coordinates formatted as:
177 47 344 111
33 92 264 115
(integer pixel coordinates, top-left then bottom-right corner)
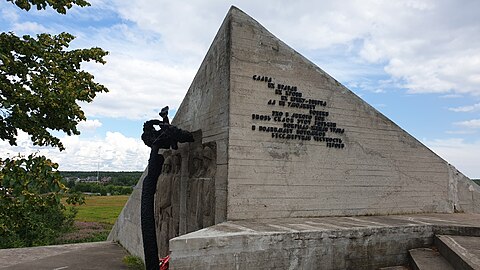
0 0 479 178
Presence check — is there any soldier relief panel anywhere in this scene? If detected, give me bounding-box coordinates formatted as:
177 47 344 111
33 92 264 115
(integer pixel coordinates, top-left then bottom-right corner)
154 140 217 257
187 142 216 233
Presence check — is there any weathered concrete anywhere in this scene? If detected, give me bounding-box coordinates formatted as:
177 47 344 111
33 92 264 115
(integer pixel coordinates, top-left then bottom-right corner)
108 170 146 259
450 165 480 214
170 213 480 269
0 241 128 269
409 248 454 270
225 6 479 219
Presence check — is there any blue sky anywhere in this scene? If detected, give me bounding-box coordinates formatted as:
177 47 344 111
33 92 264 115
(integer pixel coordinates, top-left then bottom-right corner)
1 0 479 178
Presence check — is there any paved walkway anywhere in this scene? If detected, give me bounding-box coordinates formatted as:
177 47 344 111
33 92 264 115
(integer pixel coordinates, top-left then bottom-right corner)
0 241 130 270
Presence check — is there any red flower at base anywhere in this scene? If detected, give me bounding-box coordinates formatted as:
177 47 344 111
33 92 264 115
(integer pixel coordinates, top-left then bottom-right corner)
159 255 170 270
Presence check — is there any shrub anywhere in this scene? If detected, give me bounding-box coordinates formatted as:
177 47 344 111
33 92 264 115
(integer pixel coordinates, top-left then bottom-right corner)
0 154 83 248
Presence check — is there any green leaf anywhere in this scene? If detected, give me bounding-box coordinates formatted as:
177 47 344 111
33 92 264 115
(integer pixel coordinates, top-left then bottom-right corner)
0 32 108 150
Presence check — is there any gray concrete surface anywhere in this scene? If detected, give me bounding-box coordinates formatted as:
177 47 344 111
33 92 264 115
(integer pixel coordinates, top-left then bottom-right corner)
409 248 454 270
225 5 479 220
108 170 146 260
0 241 129 270
170 213 480 269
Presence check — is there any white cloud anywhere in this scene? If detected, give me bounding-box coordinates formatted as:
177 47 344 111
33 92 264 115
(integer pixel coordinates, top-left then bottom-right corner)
77 119 102 132
440 94 463 99
81 56 196 120
13 21 50 33
57 132 149 171
455 119 480 129
445 130 476 135
109 0 229 58
449 103 480 113
424 138 480 179
0 131 149 171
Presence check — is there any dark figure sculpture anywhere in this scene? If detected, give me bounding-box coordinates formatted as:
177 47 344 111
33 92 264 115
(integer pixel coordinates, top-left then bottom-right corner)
141 106 193 270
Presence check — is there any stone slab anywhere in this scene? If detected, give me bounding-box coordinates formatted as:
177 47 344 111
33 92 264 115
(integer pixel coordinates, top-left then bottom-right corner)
170 213 480 270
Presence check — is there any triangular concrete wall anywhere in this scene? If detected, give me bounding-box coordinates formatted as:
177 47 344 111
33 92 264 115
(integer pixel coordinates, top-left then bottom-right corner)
224 6 478 219
110 5 480 259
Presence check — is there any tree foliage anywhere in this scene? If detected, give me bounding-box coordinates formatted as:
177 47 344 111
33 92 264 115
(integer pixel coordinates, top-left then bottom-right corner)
0 0 109 248
68 182 133 196
6 0 90 14
61 171 143 186
0 32 108 150
0 154 84 248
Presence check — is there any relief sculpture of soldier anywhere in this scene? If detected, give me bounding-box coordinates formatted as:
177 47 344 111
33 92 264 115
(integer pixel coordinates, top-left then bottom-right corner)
141 106 193 270
170 154 182 239
154 151 182 257
201 145 216 226
187 142 216 232
154 152 173 258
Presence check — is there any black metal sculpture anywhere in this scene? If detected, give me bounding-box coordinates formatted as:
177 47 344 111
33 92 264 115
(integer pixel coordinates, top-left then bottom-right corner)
141 106 193 270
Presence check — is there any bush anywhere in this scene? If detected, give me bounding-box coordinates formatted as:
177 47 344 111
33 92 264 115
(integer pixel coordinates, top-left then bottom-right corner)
0 154 83 248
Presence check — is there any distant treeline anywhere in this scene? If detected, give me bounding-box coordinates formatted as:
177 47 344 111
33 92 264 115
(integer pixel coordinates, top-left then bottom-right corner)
60 171 143 195
60 171 143 186
474 179 480 186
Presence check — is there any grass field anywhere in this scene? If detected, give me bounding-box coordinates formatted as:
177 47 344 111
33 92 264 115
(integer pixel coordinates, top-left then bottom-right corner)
56 195 129 244
74 195 130 224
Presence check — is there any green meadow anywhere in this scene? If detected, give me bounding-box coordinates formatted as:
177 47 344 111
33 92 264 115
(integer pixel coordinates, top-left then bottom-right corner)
56 195 129 244
74 195 130 224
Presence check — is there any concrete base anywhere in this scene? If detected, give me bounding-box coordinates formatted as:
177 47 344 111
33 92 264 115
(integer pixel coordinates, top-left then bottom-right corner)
170 213 480 270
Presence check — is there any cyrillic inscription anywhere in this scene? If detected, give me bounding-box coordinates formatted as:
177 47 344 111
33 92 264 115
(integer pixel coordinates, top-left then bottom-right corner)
251 74 345 149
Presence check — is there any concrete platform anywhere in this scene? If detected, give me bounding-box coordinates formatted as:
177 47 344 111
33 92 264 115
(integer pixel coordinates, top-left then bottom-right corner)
170 213 480 269
0 241 129 270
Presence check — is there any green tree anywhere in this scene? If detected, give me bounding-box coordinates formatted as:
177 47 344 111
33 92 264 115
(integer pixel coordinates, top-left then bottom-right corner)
0 0 108 247
0 154 84 248
5 0 90 14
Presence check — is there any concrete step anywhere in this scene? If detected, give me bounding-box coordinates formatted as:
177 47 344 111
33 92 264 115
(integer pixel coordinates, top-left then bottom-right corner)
378 266 410 270
435 235 480 270
408 248 454 270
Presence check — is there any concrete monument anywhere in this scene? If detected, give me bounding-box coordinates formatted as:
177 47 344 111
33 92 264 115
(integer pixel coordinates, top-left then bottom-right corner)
109 6 480 269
